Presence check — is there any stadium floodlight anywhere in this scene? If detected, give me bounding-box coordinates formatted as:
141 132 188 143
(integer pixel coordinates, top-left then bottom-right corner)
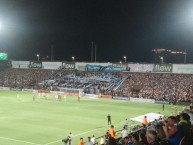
72 56 75 62
123 56 127 63
36 54 40 61
160 56 163 63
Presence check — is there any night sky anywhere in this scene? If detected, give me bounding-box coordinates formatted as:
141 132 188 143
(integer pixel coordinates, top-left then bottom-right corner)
0 0 193 63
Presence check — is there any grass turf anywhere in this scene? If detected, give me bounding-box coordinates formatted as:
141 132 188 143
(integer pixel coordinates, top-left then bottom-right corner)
0 91 184 145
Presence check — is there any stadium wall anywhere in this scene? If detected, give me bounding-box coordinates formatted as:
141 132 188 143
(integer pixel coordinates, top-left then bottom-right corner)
42 61 62 69
12 61 29 68
173 64 193 74
75 62 112 71
127 63 153 72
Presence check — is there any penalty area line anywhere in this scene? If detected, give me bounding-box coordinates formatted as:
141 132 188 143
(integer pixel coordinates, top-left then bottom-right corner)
0 136 42 145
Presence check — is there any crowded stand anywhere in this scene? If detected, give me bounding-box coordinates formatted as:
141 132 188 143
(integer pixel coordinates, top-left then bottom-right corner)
38 70 193 104
0 68 53 88
0 66 193 104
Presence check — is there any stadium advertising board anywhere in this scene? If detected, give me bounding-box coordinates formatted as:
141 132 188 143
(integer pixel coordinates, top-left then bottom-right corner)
61 62 75 70
155 100 169 104
130 97 155 103
128 63 153 72
75 62 111 71
113 96 130 100
84 94 98 99
42 62 62 69
112 63 130 71
22 89 34 92
0 87 10 90
29 61 42 68
76 65 86 71
153 64 173 73
86 64 122 72
12 61 29 68
75 63 86 71
173 64 193 74
10 88 22 91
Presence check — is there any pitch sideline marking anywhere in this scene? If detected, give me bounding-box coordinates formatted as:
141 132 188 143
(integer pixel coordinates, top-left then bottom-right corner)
44 127 103 145
0 136 41 145
44 120 124 145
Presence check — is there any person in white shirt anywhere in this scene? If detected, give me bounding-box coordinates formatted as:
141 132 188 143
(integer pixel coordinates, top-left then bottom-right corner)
119 126 128 144
121 126 128 139
91 135 95 144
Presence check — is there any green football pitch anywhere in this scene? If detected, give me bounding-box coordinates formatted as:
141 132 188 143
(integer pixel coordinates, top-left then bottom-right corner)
0 91 184 145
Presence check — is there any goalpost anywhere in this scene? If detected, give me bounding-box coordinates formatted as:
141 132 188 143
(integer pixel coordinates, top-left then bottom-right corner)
35 88 84 101
59 88 84 97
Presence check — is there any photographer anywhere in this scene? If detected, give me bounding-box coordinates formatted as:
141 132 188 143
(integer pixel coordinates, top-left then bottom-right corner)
62 137 69 145
62 132 72 145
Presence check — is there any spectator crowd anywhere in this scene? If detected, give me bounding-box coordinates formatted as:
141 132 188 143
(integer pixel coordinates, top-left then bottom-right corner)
0 68 193 103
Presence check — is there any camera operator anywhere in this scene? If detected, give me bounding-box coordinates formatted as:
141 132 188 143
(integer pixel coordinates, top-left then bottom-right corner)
62 132 72 145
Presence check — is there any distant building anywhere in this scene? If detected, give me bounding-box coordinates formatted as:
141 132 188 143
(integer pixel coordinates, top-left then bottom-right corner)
152 48 186 63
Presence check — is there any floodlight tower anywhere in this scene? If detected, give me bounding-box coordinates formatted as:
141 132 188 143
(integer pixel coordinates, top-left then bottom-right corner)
72 56 75 62
160 57 164 63
36 54 40 61
123 56 127 63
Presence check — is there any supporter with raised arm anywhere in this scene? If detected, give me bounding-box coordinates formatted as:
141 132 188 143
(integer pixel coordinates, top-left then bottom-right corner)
162 116 183 145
